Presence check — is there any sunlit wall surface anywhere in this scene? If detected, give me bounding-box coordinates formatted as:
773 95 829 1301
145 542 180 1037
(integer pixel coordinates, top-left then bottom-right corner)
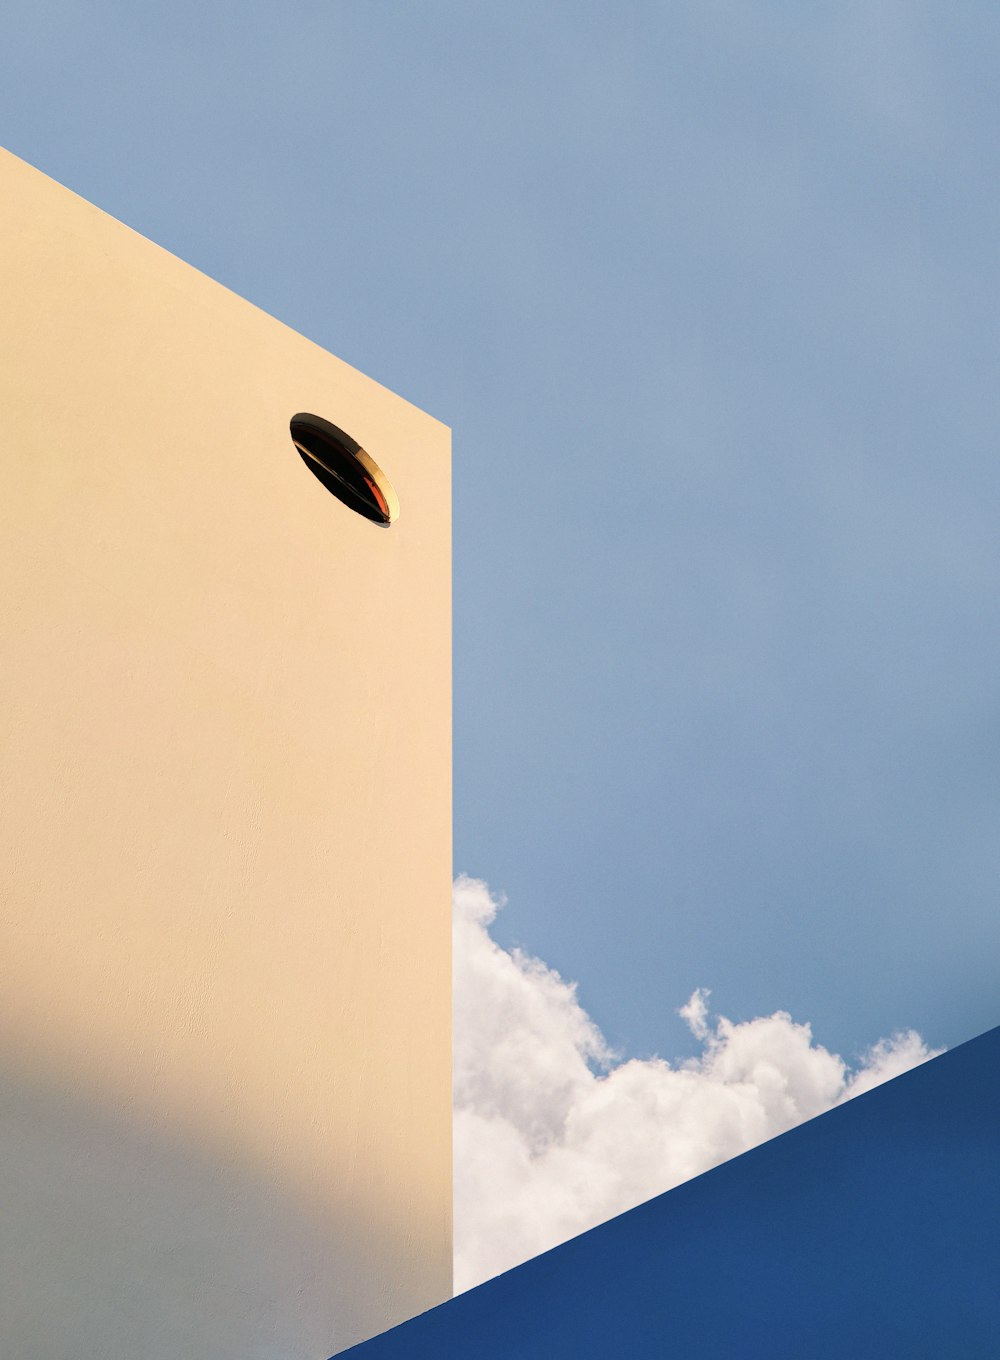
0 147 452 1360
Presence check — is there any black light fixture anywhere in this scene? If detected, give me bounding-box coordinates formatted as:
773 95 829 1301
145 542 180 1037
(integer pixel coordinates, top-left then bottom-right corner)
291 412 399 526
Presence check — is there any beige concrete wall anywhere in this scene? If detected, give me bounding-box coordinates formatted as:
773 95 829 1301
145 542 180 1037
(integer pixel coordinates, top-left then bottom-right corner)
0 147 451 1359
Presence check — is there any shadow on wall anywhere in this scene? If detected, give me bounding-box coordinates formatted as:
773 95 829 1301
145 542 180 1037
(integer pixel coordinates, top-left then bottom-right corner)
0 1059 400 1360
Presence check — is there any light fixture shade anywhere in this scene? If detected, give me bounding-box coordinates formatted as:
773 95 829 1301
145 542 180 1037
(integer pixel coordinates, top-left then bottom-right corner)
291 411 401 526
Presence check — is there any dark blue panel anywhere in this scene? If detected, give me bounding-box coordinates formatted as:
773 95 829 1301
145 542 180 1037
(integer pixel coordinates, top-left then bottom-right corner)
338 1026 1000 1358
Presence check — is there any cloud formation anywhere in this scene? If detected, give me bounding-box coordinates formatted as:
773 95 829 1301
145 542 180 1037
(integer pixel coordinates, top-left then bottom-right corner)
453 875 940 1293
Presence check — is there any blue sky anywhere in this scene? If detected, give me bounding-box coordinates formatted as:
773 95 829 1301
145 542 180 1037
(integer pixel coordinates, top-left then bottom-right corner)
3 1 998 1064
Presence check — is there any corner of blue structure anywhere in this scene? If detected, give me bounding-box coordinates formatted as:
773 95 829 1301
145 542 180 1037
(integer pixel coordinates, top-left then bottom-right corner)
335 1024 1000 1359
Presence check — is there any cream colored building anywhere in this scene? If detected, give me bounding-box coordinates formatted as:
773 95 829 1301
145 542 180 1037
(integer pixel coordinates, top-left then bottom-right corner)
0 147 451 1359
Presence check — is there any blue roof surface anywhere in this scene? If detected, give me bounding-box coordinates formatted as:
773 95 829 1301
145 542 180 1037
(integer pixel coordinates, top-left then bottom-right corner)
339 1025 1000 1358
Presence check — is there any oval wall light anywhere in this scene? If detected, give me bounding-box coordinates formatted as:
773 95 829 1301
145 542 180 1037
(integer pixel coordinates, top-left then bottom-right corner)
291 412 399 526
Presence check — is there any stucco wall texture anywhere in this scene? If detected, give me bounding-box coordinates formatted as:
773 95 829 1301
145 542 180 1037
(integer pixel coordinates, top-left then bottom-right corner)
0 147 452 1359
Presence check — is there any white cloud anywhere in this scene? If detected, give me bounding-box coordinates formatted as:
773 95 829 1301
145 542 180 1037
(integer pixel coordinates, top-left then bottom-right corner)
453 875 941 1293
